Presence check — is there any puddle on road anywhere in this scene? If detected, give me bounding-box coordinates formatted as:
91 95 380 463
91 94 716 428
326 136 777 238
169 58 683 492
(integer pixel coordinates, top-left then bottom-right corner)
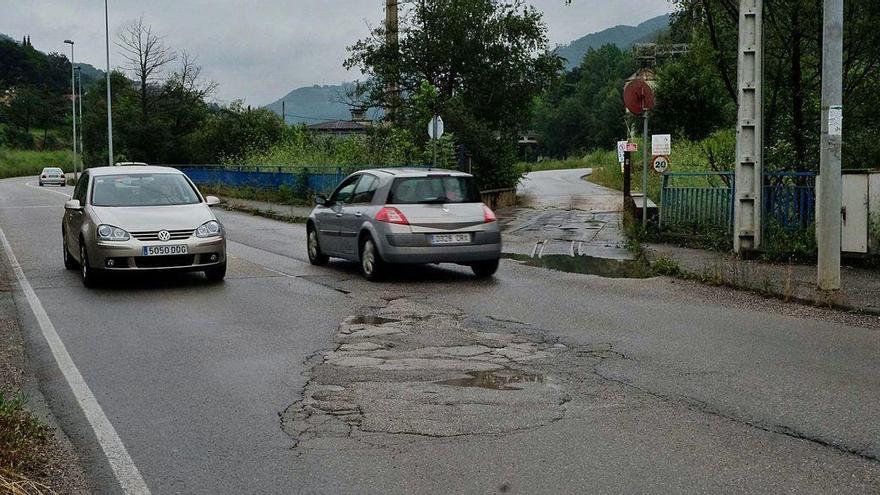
505 253 652 279
437 369 544 391
348 315 400 325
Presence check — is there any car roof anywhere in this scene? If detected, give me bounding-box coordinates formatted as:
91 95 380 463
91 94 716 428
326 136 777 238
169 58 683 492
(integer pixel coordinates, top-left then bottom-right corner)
366 168 472 178
86 166 185 177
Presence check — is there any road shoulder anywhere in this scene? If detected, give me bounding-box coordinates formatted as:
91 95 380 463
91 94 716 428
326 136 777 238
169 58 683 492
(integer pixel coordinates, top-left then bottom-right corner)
0 260 89 493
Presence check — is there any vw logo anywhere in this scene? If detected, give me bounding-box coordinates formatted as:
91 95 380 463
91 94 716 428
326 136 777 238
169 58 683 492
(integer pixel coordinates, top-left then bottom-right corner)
157 230 171 242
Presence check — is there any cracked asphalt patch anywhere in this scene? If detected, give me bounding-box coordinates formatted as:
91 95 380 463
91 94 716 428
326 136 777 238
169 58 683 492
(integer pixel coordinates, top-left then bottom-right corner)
282 298 880 493
281 298 611 446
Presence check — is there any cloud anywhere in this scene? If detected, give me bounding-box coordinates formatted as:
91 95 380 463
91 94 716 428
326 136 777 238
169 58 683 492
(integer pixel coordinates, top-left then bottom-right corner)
1 0 671 105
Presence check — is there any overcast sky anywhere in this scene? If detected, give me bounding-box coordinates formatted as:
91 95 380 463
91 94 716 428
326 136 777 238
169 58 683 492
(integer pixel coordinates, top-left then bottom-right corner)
3 0 672 105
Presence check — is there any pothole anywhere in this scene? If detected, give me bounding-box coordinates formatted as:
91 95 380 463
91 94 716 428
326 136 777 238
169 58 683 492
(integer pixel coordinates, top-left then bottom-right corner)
506 253 653 278
281 299 613 448
346 315 400 325
436 369 544 390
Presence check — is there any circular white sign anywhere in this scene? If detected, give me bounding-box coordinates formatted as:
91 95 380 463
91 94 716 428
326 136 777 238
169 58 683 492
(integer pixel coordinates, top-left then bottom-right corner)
652 155 669 173
428 115 444 139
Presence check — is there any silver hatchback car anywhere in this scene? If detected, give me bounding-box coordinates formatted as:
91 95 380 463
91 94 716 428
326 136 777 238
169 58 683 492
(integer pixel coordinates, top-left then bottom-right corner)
307 168 502 280
62 166 227 287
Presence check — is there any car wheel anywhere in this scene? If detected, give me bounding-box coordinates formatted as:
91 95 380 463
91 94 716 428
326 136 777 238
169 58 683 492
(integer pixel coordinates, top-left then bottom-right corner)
63 235 77 270
79 243 101 288
360 236 385 281
471 259 500 278
307 227 329 266
205 262 227 282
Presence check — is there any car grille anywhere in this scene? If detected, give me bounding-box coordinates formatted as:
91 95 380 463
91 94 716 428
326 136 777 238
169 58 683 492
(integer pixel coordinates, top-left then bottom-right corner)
133 255 195 268
130 229 194 241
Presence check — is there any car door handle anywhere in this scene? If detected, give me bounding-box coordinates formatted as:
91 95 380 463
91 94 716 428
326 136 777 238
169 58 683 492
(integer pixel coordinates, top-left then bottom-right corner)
355 212 363 218
336 212 343 217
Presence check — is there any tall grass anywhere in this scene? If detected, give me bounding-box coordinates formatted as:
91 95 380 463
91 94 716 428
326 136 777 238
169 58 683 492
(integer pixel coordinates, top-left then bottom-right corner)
0 148 72 180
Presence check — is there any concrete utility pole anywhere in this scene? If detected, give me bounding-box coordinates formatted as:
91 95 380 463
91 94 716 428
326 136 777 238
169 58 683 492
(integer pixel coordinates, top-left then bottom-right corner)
642 111 649 226
733 0 764 254
105 0 114 166
64 40 76 176
385 0 399 120
817 0 844 290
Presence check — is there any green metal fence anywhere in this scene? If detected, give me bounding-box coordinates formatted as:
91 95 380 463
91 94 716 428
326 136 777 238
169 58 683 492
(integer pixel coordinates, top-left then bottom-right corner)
659 172 735 232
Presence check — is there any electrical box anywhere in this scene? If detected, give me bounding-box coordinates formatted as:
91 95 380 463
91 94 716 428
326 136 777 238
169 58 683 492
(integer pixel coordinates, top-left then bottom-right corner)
817 170 880 255
842 173 869 253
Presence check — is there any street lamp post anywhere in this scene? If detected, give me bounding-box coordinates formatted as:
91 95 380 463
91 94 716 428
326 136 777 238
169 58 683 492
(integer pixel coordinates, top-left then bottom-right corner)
104 0 114 167
75 66 83 180
64 40 76 179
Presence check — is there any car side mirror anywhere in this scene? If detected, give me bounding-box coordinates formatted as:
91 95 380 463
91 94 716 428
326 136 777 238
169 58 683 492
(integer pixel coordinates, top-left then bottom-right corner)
315 195 328 206
64 199 82 211
205 195 221 206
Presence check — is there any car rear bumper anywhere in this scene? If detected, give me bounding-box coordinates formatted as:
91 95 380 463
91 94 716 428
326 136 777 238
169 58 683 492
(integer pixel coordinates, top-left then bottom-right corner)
378 236 501 264
40 178 66 185
87 237 226 271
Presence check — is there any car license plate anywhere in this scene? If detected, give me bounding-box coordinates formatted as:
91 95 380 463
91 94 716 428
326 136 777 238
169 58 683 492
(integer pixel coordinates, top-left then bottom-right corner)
143 245 188 256
430 233 471 245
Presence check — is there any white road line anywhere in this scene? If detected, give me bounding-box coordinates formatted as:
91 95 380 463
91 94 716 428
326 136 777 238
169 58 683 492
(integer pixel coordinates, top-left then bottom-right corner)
0 225 151 494
25 182 72 198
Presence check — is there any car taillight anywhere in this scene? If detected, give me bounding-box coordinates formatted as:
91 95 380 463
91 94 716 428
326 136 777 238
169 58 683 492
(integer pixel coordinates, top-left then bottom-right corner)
376 206 409 225
482 204 497 223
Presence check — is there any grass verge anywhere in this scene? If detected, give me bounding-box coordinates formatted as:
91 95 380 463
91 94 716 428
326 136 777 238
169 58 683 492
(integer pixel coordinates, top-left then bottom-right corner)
0 149 72 180
0 392 52 482
199 184 312 207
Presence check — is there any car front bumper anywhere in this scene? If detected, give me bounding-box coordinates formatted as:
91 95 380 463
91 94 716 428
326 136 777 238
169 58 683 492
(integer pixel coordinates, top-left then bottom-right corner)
87 236 226 271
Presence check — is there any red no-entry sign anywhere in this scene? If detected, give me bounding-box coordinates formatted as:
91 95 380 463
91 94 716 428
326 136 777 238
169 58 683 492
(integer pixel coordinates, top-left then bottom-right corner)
624 80 655 116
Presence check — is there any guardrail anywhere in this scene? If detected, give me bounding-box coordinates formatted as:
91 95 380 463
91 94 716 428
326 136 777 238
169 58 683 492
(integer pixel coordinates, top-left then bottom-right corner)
171 164 517 208
480 188 517 210
172 164 427 194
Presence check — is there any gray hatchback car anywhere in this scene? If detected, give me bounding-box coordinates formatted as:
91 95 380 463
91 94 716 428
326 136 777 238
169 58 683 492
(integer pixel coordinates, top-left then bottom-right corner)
307 168 502 280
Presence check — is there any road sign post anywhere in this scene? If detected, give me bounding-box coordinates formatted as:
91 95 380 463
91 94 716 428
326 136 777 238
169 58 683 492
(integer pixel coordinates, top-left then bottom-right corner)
428 115 444 169
624 80 655 228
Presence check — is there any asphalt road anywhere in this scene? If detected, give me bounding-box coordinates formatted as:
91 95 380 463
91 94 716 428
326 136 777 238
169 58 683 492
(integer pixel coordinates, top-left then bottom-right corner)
1 174 879 493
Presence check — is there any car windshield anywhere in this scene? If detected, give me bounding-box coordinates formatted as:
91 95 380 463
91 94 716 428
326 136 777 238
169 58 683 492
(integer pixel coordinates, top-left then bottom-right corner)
387 176 480 204
91 173 201 207
44 168 62 174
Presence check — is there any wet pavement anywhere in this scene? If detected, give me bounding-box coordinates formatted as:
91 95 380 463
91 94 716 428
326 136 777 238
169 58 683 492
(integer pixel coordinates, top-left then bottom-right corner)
503 168 632 263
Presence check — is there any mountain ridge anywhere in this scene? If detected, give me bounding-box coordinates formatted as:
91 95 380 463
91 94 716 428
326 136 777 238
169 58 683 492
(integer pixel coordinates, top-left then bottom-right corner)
555 13 671 69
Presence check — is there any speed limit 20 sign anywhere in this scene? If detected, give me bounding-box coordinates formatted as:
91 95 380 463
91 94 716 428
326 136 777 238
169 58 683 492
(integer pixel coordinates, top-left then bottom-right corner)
652 155 670 173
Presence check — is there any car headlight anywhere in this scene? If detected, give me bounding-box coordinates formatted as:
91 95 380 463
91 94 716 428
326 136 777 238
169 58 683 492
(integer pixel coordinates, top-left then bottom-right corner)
196 220 222 238
97 224 130 241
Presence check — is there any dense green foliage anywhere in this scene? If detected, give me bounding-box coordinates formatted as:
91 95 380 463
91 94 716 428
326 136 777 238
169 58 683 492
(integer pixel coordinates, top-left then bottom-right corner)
0 38 72 150
346 0 561 189
532 45 636 157
669 0 880 171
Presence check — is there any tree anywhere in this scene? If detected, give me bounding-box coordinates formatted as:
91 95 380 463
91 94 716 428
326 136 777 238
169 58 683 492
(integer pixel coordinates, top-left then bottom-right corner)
670 0 880 170
116 16 177 117
531 45 635 157
346 0 561 188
